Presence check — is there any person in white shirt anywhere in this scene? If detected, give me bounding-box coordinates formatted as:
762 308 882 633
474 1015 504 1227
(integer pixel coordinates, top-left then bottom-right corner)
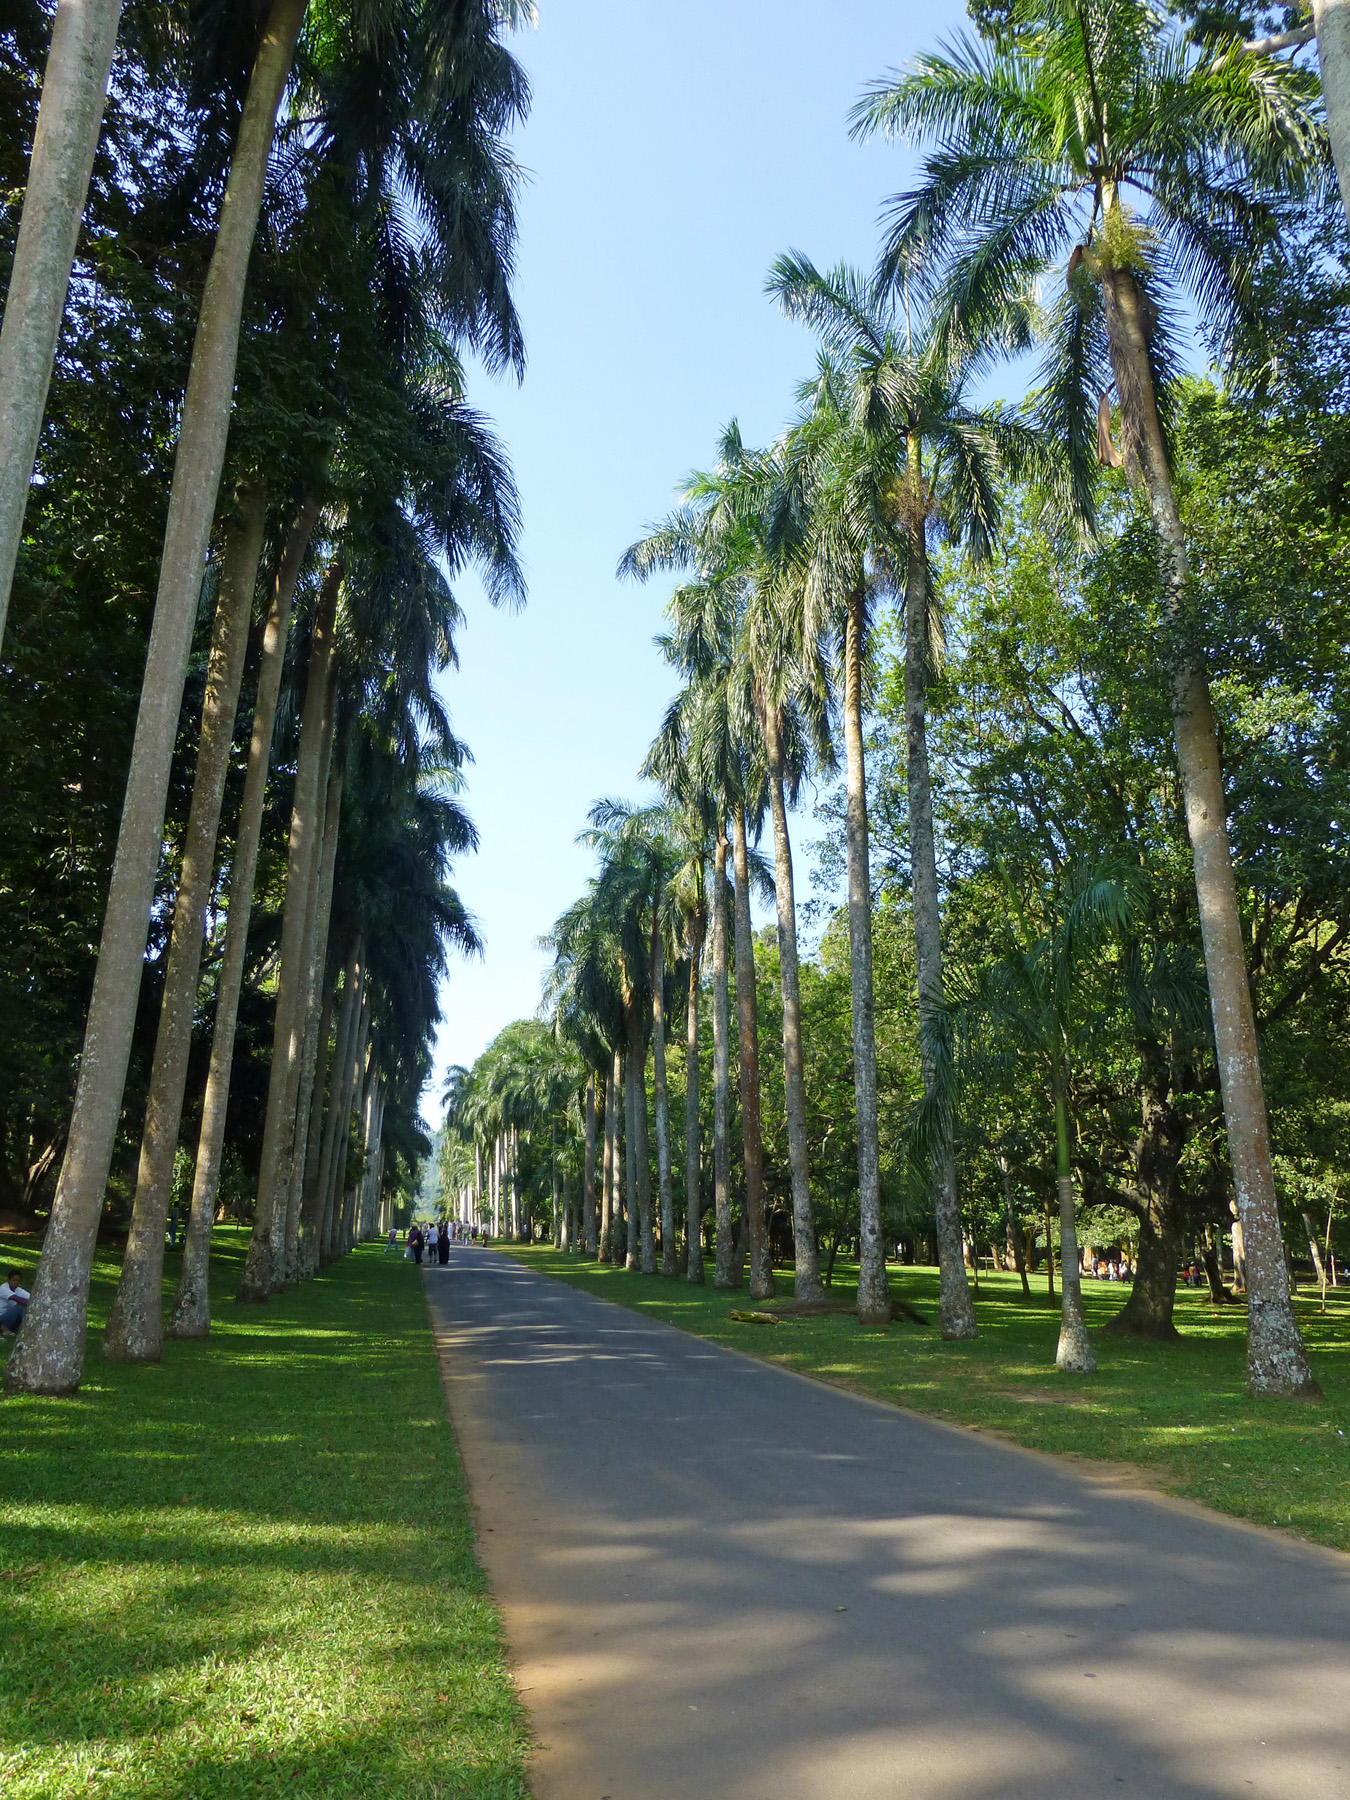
0 1270 30 1335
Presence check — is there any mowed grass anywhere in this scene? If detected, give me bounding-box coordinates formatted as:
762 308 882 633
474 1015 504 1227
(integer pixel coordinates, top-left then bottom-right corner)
0 1232 529 1800
503 1244 1350 1554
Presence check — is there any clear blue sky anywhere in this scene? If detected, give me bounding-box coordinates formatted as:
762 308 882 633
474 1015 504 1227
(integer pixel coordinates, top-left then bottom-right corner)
427 0 969 1112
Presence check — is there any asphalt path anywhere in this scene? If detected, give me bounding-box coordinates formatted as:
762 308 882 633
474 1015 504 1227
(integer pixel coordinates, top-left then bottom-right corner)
423 1246 1350 1800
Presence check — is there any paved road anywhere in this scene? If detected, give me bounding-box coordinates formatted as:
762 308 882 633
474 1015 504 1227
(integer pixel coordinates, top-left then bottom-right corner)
424 1248 1350 1800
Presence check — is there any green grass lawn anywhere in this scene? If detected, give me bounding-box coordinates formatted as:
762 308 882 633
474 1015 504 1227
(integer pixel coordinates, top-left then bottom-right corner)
503 1244 1350 1554
0 1231 529 1800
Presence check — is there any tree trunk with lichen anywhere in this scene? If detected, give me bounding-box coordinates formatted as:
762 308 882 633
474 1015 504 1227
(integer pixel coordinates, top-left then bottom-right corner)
761 702 823 1305
103 483 267 1363
167 500 318 1340
1100 239 1317 1398
711 830 736 1289
6 0 310 1397
731 805 773 1301
903 538 976 1340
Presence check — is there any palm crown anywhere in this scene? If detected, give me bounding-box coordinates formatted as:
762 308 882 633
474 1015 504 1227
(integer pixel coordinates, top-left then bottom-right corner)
852 0 1324 510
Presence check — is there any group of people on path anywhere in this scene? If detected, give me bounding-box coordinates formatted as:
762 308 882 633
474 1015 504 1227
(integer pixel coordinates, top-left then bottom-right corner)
392 1220 484 1266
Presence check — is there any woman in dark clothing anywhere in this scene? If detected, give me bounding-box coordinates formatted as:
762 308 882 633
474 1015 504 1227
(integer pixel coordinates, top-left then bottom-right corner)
437 1221 450 1265
410 1225 424 1265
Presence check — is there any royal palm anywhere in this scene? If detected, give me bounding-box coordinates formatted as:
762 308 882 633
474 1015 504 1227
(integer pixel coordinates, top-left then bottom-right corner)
854 0 1321 1395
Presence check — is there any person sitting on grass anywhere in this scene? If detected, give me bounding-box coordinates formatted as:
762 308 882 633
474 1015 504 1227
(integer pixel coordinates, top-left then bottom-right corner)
0 1270 30 1335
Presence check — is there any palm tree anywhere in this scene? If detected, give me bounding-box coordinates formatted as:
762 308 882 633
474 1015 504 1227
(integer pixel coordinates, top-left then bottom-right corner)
853 0 1322 1396
167 498 320 1338
0 0 123 644
101 482 269 1359
6 0 529 1397
768 255 1035 1334
5 0 313 1398
623 445 817 1303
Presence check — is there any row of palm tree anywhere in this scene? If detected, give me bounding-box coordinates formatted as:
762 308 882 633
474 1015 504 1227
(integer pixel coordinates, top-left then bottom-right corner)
440 0 1331 1398
2 0 529 1394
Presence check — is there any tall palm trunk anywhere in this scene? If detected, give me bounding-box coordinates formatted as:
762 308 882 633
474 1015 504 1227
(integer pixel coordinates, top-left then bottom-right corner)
166 501 317 1339
650 926 676 1274
1101 250 1317 1399
7 0 309 1394
619 1044 633 1267
583 1072 598 1255
297 970 335 1271
622 1026 645 1269
287 763 342 1280
102 484 267 1363
1052 1077 1095 1373
686 901 706 1285
731 804 773 1300
510 1126 521 1239
711 830 735 1288
238 563 339 1301
1313 0 1350 224
0 0 123 640
318 942 363 1263
599 1068 614 1263
760 702 822 1303
336 1009 372 1256
551 1119 563 1249
903 532 977 1340
842 589 888 1327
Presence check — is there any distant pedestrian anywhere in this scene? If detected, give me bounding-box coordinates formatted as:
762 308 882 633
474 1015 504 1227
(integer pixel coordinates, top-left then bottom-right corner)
410 1225 424 1266
385 1226 398 1254
438 1222 450 1265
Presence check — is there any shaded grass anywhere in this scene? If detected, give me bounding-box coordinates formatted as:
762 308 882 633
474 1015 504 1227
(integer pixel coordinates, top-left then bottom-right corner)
0 1232 529 1799
504 1246 1350 1555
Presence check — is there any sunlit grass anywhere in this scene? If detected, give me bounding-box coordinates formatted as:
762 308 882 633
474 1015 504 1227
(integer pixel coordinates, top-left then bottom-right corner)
0 1232 528 1800
506 1245 1350 1553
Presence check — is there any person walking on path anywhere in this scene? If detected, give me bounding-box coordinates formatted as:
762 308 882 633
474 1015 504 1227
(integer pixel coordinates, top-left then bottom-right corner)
438 1222 450 1266
409 1224 424 1266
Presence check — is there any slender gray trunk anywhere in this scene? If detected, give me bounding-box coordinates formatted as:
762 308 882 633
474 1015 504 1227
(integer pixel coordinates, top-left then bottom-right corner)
551 1118 561 1247
103 483 267 1363
599 1068 614 1263
623 1037 642 1269
622 1044 637 1267
288 763 341 1280
651 929 676 1274
583 1072 598 1255
1313 0 1350 225
711 830 735 1288
731 805 772 1300
841 593 887 1326
337 1016 372 1256
761 703 822 1303
318 943 363 1263
1102 250 1316 1398
7 0 310 1396
0 0 123 640
510 1125 521 1240
1053 1082 1095 1373
903 535 976 1340
686 901 706 1285
298 972 334 1269
238 563 339 1301
277 687 336 1286
167 500 317 1339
